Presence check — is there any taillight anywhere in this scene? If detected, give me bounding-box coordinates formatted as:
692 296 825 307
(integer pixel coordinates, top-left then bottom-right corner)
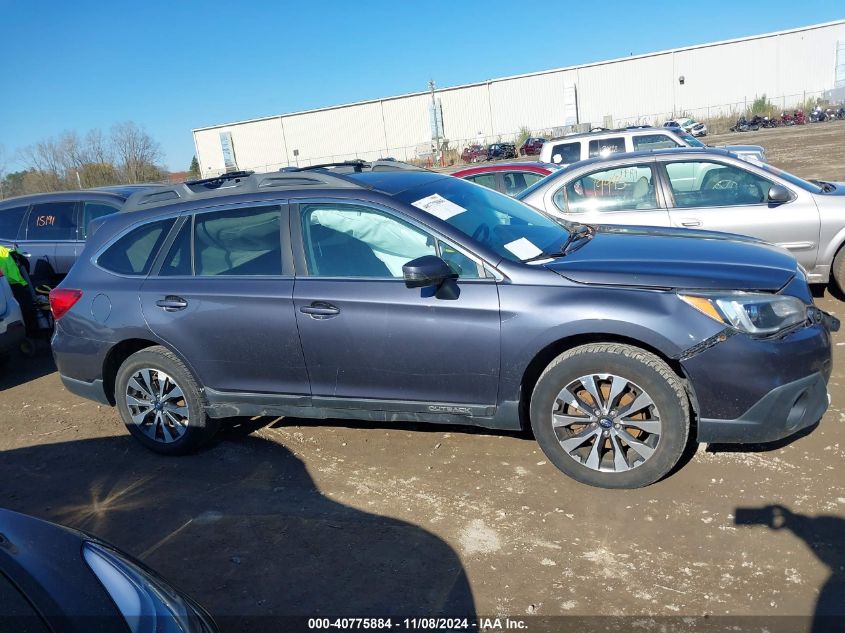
49 288 83 320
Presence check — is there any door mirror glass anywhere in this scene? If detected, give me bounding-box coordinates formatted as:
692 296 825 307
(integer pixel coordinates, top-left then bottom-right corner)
768 185 791 204
402 255 456 289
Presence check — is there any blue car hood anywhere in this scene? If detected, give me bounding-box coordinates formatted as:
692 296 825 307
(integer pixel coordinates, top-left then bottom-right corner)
544 225 797 291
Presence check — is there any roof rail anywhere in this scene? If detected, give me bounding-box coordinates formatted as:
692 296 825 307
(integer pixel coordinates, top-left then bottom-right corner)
122 169 365 214
291 160 428 173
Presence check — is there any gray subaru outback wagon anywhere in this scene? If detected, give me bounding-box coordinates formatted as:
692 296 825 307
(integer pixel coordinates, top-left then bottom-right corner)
51 165 836 488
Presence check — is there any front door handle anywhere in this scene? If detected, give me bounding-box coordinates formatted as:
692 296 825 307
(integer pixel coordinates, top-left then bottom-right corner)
156 296 188 311
680 218 702 227
299 302 340 319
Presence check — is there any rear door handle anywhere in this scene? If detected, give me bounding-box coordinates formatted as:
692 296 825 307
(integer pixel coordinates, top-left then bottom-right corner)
156 296 188 311
680 218 702 227
299 302 340 318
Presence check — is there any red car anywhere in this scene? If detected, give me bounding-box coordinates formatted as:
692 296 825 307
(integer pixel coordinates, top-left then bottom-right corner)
460 144 487 163
519 137 547 156
451 162 558 196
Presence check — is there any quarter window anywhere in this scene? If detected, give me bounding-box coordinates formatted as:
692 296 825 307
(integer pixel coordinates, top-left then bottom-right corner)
0 206 27 240
194 206 282 276
99 219 175 276
437 240 481 278
664 161 774 208
81 201 120 239
559 165 658 213
588 137 625 158
549 142 580 165
301 204 435 278
26 202 77 241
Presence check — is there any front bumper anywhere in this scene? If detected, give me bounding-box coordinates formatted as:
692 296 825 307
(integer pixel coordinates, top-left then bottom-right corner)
682 322 832 444
697 371 828 443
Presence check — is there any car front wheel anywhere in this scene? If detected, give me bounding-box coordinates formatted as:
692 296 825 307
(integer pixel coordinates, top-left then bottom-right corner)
530 343 689 488
115 346 219 455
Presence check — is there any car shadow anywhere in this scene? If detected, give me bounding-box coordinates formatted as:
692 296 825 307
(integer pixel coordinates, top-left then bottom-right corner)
735 504 845 632
0 434 477 630
0 350 56 392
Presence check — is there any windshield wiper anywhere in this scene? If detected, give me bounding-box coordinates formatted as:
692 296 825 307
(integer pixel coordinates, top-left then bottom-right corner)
523 224 595 262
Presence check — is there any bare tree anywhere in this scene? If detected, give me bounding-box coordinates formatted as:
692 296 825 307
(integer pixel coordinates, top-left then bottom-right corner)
110 121 164 183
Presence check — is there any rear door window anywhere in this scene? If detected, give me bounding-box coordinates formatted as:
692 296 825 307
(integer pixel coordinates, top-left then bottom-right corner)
194 206 282 276
549 142 580 165
159 220 193 276
559 164 658 213
588 137 625 158
0 206 28 240
99 218 175 276
465 173 500 191
25 201 77 241
501 171 544 196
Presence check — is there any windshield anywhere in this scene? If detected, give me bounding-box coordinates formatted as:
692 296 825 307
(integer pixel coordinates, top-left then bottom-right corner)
516 168 568 200
396 177 572 262
755 163 824 194
679 133 706 147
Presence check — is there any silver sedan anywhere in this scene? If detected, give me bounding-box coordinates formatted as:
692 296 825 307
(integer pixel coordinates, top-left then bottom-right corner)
518 147 845 289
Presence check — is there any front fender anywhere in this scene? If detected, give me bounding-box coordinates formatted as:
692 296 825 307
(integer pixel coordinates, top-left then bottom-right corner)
497 284 724 403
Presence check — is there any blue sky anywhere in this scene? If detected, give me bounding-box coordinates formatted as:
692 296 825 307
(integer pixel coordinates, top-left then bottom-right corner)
1 1 842 171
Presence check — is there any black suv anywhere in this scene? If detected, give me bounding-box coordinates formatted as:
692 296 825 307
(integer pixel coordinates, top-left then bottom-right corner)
51 163 835 488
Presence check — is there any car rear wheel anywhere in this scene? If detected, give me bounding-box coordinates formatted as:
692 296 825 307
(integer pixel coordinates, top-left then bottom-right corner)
115 346 219 455
530 343 689 488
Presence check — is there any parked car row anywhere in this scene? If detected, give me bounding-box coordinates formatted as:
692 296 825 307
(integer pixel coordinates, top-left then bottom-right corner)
663 118 708 137
460 142 518 163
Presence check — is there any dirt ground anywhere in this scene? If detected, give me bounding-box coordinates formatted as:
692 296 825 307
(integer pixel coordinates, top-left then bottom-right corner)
707 120 845 180
1 123 845 632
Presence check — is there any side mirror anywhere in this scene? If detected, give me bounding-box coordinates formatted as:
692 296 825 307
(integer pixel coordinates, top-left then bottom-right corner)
402 255 457 289
768 185 791 204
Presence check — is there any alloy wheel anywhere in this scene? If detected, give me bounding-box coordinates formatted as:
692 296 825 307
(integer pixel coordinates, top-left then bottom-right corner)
551 373 662 472
124 368 189 443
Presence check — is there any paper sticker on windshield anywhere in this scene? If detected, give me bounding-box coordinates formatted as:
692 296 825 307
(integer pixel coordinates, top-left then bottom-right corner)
411 193 466 221
504 237 543 260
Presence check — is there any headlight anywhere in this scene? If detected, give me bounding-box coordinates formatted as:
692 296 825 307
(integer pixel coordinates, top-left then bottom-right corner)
83 541 217 633
678 292 807 335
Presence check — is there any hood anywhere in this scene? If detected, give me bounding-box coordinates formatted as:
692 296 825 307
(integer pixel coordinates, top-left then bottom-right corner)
813 181 845 197
544 225 797 291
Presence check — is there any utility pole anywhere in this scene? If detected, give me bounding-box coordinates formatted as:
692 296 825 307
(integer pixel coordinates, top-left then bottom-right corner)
429 79 440 167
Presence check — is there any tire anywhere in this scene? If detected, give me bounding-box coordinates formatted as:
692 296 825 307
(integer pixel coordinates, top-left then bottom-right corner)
529 343 689 489
115 345 219 455
831 246 845 296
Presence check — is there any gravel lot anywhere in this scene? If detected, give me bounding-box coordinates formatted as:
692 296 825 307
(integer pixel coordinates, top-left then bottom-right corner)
1 122 844 632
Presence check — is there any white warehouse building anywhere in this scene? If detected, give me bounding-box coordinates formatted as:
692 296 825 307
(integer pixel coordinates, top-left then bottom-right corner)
193 20 845 175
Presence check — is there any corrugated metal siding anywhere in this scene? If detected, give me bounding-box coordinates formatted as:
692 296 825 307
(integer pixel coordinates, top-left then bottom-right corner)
194 21 845 175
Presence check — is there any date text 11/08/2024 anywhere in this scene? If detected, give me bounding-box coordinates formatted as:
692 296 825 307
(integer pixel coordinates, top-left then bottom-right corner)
307 618 528 630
